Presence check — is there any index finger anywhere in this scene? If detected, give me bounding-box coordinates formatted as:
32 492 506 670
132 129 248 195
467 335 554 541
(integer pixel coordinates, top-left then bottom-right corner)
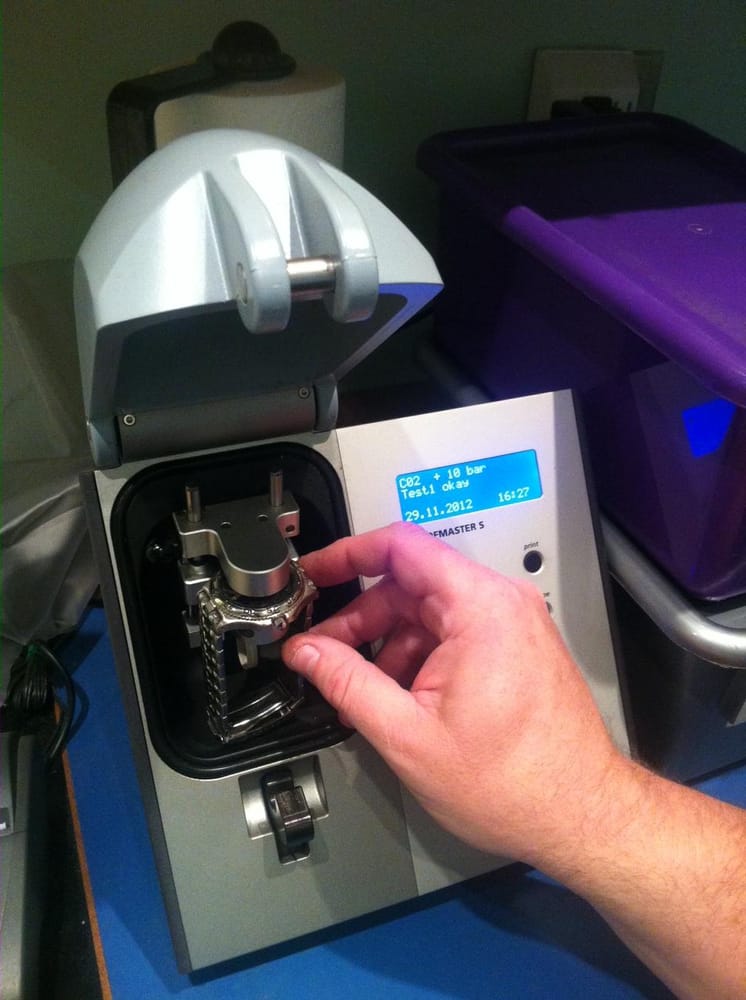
301 521 482 605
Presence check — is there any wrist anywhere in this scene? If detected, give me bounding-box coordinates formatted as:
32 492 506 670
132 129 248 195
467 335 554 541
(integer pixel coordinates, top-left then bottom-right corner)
519 747 645 884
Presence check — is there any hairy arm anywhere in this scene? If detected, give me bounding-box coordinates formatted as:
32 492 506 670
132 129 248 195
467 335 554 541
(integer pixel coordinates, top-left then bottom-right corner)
544 758 746 1000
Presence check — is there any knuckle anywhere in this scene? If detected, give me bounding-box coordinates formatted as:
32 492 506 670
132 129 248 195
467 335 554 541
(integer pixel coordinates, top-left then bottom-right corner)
389 520 425 545
511 576 547 610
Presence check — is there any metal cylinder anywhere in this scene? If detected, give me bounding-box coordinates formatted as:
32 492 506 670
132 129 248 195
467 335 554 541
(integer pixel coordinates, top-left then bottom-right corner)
269 470 283 508
287 256 337 301
185 484 202 523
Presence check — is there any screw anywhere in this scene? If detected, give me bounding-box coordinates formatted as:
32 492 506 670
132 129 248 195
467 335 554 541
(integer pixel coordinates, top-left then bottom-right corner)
122 413 136 426
298 386 311 399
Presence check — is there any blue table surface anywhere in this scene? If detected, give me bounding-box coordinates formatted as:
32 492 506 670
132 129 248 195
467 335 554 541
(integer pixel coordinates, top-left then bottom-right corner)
63 607 746 1000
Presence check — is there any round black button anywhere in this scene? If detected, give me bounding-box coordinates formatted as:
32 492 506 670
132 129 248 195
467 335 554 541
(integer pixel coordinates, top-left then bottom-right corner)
523 550 544 574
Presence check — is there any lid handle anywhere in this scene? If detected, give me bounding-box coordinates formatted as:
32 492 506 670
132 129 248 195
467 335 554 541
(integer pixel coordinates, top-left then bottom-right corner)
204 149 379 333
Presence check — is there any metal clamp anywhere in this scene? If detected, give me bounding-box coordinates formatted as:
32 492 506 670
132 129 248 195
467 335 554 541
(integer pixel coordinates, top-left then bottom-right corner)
174 477 300 599
174 471 318 743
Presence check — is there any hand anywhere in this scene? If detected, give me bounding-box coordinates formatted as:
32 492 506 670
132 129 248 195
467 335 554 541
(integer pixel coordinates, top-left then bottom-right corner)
282 522 623 866
284 523 746 998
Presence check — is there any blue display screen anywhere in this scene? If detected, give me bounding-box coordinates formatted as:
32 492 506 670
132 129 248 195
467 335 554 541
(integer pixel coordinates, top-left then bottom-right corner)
397 450 542 525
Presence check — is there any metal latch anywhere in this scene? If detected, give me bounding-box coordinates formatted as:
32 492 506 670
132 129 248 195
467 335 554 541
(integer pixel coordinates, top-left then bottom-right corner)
261 767 315 863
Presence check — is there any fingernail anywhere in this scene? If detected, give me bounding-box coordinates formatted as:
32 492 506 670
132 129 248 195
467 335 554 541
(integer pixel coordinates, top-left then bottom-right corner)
287 642 320 674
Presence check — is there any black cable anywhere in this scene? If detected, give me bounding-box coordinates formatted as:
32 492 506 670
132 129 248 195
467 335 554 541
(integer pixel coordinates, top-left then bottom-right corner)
34 641 76 761
2 639 76 761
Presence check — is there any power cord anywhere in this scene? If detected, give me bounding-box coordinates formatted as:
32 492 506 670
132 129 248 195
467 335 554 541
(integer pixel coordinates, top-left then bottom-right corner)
2 640 76 762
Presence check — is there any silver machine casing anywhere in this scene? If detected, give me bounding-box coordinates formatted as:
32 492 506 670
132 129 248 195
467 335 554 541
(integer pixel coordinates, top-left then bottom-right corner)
77 130 630 971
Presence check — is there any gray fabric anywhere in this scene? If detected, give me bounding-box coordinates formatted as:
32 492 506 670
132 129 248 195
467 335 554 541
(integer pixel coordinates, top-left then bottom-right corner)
2 260 97 680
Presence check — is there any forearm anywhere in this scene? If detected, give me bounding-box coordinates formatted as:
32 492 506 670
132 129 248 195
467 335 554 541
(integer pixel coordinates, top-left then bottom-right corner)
538 756 746 999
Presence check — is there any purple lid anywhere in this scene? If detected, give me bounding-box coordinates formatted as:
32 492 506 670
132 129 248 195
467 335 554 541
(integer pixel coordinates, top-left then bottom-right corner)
419 115 746 407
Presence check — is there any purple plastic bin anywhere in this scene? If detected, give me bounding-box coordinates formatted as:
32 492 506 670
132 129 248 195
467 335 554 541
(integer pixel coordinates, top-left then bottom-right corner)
418 114 746 601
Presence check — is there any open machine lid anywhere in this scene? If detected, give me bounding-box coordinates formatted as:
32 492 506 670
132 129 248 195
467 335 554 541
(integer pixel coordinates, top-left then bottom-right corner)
75 129 442 468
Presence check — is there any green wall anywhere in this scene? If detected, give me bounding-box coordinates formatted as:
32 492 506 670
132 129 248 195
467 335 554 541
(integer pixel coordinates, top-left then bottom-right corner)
4 0 745 268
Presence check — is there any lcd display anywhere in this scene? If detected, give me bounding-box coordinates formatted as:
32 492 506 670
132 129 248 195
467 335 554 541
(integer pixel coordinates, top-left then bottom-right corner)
397 450 542 525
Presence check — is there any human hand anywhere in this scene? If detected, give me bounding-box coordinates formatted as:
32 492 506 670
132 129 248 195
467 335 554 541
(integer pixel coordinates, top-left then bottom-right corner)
282 522 626 867
285 523 746 1000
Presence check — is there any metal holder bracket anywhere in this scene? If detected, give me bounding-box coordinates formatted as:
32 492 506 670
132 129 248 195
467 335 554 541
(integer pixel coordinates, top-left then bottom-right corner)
173 471 317 743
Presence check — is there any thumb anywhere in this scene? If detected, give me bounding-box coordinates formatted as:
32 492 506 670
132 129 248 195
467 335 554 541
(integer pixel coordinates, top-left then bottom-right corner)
283 634 417 755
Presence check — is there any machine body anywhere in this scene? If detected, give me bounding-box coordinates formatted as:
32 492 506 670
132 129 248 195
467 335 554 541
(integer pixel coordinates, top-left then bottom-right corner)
77 130 629 971
84 392 628 970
